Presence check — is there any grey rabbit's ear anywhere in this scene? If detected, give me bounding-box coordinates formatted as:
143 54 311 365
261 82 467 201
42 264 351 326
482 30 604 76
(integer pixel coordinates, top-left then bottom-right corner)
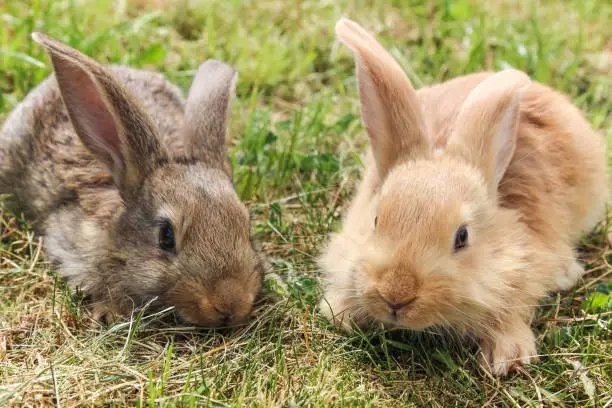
181 60 237 177
32 32 166 201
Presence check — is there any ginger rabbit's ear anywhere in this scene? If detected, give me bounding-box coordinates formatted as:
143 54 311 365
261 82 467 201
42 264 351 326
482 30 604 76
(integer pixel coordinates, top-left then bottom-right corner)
32 32 166 201
446 69 531 194
336 19 430 181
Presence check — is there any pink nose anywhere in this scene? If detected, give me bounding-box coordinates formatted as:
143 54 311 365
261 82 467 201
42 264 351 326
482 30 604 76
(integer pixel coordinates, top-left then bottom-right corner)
384 298 416 311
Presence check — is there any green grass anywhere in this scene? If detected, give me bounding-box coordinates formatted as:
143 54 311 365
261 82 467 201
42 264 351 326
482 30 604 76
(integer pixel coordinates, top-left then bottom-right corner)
1 0 610 406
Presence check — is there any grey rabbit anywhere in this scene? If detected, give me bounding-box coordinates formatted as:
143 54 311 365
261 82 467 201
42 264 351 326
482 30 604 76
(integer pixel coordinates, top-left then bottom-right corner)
0 33 265 326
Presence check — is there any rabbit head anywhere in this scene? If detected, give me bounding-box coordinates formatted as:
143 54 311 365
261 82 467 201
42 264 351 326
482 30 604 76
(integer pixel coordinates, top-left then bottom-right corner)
33 33 264 326
332 20 535 331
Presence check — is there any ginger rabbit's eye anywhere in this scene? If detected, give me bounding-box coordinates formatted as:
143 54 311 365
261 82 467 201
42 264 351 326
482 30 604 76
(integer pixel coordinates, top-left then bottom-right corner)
159 219 176 253
453 225 468 252
374 216 378 228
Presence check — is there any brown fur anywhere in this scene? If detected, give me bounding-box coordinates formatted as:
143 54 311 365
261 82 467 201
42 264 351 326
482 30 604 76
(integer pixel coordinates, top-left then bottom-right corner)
0 33 265 326
319 19 607 375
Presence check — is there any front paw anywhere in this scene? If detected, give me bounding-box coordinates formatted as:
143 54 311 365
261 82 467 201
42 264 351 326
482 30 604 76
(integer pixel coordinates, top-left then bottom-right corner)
319 293 370 332
90 302 119 325
479 323 538 375
555 258 585 291
319 297 352 331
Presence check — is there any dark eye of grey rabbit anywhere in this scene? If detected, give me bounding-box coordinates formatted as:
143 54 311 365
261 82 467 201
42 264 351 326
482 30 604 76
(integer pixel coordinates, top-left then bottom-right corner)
158 219 176 252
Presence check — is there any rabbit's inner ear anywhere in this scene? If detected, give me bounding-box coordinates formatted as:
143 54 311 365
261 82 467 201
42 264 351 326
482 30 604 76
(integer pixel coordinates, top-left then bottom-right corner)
52 57 125 178
335 19 430 181
446 69 530 194
34 33 166 200
181 60 237 175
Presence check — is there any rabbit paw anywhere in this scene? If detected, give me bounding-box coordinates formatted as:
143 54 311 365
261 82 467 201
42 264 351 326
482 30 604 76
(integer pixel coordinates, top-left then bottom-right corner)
90 303 119 325
319 294 362 332
555 259 585 291
479 322 538 376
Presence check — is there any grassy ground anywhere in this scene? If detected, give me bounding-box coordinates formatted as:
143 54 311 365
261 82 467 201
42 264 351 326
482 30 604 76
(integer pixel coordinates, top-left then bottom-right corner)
0 0 610 406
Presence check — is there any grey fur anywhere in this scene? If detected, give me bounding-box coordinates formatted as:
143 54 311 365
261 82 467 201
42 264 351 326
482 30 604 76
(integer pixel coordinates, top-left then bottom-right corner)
0 33 264 326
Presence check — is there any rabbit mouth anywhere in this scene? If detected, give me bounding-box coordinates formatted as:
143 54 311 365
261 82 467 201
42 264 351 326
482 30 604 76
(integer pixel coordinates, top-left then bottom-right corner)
364 293 438 330
382 296 418 321
173 311 249 329
172 306 251 328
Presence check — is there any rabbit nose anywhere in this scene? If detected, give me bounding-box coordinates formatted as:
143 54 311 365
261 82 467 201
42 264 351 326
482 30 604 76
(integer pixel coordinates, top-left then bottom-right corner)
381 295 416 315
214 306 234 322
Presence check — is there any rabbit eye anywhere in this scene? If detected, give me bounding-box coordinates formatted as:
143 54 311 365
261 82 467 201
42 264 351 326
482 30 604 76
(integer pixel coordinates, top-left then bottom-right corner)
374 216 378 228
453 225 468 252
158 219 176 252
